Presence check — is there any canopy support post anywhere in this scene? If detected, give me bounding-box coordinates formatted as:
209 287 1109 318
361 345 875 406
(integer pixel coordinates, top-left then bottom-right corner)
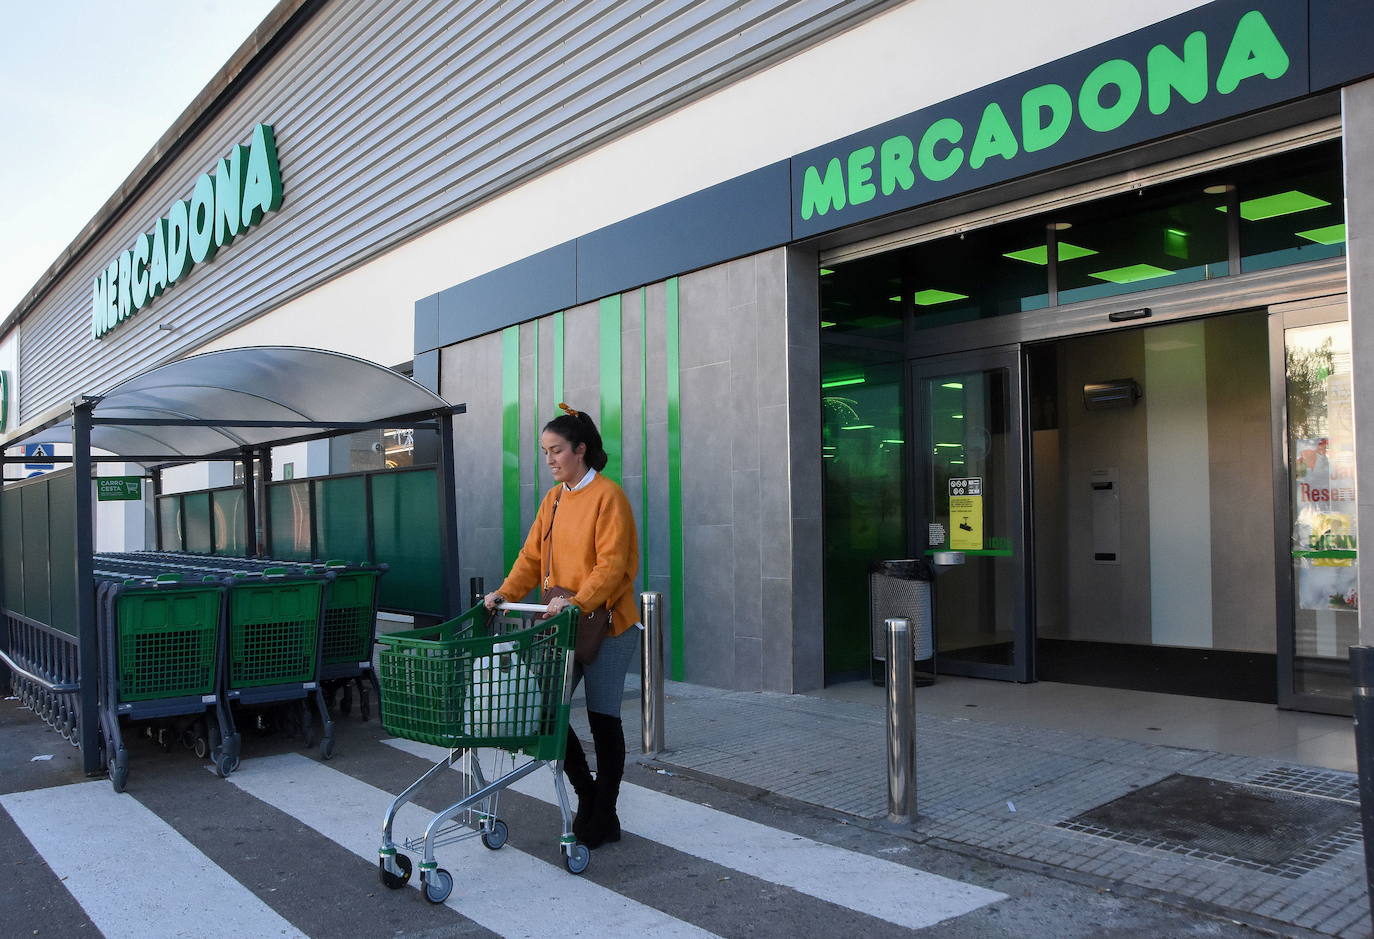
73 402 100 776
241 447 257 558
436 411 462 618
257 448 272 558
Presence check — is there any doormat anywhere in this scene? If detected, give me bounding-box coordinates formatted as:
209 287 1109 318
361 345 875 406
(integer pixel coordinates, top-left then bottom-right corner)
1058 773 1359 877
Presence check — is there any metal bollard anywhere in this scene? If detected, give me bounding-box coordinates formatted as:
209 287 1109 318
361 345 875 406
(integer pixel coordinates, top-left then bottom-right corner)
1350 646 1374 924
469 577 485 609
886 617 916 825
640 592 666 756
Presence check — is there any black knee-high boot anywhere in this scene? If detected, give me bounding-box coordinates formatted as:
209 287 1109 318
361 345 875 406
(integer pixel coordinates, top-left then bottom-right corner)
563 727 596 841
584 711 625 848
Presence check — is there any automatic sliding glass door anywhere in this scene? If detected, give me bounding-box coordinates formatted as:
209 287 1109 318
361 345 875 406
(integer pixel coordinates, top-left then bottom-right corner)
912 349 1031 681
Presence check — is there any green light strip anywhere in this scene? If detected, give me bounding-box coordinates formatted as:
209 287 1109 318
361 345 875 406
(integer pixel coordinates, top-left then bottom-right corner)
501 326 521 572
1292 549 1358 559
553 311 565 409
532 319 541 522
666 277 686 681
640 288 650 593
599 296 623 480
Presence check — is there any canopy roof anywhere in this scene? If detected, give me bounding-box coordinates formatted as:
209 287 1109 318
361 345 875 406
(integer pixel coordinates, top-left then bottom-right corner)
2 346 452 463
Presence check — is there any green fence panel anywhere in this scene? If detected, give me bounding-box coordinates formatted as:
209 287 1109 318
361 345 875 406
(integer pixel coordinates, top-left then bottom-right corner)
2 487 24 616
314 476 368 565
183 492 212 554
212 488 246 556
46 473 76 636
268 482 312 560
157 494 182 551
372 469 442 615
20 483 50 626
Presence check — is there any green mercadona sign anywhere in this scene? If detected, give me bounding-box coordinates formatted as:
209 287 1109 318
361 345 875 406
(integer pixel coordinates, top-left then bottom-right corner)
92 123 283 340
96 476 143 501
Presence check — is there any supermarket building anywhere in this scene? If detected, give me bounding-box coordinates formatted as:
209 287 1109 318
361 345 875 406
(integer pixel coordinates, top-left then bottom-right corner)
2 0 1373 715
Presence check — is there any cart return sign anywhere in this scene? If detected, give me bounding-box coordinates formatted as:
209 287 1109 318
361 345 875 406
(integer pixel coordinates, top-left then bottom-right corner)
91 123 283 340
791 1 1308 236
96 477 142 501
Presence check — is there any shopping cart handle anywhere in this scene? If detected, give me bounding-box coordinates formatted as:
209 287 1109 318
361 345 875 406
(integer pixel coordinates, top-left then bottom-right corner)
497 601 550 613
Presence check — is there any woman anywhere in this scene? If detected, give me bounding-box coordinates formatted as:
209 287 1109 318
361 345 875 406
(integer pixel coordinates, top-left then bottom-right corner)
483 404 639 849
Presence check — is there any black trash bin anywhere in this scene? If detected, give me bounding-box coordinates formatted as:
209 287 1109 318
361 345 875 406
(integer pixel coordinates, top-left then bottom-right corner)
869 559 936 687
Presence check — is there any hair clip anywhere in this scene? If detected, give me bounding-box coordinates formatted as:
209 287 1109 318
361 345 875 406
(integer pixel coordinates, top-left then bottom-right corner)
558 402 582 419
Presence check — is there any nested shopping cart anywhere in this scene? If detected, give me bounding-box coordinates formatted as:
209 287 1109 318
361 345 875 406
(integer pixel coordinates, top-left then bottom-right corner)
376 600 584 904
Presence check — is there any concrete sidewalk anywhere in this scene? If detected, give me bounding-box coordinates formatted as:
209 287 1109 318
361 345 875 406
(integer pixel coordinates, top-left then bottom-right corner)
590 678 1371 939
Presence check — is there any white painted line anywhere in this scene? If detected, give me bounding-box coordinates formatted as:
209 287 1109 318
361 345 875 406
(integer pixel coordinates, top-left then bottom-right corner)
226 752 716 938
0 781 303 939
386 737 1006 930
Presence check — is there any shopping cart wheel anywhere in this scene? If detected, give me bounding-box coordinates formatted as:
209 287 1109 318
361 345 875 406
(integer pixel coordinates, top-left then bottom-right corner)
421 868 453 904
481 819 509 850
378 853 411 889
564 844 590 875
215 752 239 778
110 750 129 794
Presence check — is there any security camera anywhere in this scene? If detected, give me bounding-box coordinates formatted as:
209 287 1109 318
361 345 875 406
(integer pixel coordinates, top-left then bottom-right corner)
370 442 383 453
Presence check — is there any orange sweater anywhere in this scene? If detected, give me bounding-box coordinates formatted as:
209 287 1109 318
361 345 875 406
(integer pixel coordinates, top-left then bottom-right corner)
497 473 640 636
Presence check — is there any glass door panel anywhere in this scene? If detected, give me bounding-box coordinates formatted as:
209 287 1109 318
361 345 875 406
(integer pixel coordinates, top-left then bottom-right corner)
913 350 1029 680
1278 313 1358 710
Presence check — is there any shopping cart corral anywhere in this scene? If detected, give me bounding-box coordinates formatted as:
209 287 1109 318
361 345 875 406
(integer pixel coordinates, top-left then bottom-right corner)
378 601 586 903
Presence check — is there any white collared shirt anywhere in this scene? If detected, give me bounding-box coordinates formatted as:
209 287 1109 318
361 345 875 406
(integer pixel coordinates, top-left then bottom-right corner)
565 467 598 492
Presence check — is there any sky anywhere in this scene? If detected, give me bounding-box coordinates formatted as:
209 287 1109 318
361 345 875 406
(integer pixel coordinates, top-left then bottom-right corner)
0 0 281 320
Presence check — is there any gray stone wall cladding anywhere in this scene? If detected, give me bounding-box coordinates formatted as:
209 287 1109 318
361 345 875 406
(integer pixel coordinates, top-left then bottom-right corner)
440 246 824 692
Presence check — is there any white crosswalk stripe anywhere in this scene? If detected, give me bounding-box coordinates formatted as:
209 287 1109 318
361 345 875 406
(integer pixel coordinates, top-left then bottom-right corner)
383 737 1007 930
0 781 304 939
224 752 719 938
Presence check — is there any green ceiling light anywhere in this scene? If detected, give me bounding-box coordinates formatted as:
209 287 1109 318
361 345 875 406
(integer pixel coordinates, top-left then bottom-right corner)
820 320 837 328
1166 228 1189 236
941 381 963 390
950 460 965 465
1088 263 1174 284
889 295 903 302
1164 227 1189 260
914 288 970 305
820 268 835 276
1295 223 1346 245
882 439 905 444
951 413 964 419
935 442 962 448
841 424 875 430
1216 190 1332 221
822 376 866 389
1002 242 1099 265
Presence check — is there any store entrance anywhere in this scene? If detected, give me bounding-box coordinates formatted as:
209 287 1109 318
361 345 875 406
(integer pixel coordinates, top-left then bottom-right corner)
1027 310 1279 702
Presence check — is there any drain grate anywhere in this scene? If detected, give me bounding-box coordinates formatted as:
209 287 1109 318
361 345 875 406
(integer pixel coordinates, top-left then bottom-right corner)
1058 774 1360 879
1245 765 1359 804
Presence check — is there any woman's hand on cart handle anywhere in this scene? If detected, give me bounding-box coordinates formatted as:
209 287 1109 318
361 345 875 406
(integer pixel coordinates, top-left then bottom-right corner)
482 591 505 611
543 594 571 618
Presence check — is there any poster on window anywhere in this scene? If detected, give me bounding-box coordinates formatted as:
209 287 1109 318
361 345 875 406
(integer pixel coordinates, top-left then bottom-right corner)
1293 427 1358 612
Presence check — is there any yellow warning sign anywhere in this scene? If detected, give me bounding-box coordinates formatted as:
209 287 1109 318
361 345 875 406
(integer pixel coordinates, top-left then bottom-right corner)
949 477 983 550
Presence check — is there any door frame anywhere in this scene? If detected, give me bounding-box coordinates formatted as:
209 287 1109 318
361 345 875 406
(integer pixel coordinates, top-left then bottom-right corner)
908 344 1033 682
1269 294 1354 715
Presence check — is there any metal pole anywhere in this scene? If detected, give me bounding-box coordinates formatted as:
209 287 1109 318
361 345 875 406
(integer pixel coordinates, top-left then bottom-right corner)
886 616 915 824
240 447 257 558
640 592 665 756
73 402 99 775
1350 646 1374 924
435 413 462 617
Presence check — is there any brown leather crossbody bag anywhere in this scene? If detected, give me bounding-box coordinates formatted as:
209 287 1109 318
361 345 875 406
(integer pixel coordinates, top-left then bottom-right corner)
539 489 611 666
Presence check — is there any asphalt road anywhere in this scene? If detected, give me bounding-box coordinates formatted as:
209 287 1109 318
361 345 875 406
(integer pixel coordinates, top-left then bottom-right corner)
0 696 1282 938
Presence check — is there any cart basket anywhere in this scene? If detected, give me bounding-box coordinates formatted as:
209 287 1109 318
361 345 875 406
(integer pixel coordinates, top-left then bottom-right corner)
378 602 578 762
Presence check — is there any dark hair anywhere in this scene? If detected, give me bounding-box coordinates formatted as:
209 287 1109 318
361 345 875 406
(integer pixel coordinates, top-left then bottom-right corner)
543 409 608 472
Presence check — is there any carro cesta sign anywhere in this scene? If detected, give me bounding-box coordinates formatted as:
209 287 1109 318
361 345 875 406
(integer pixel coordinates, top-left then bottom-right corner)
91 123 283 340
791 1 1308 236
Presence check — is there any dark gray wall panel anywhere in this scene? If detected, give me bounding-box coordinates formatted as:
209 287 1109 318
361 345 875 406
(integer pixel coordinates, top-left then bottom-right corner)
18 0 900 422
434 243 577 350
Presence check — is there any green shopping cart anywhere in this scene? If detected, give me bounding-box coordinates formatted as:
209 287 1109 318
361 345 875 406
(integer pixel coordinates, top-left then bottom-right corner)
376 600 586 904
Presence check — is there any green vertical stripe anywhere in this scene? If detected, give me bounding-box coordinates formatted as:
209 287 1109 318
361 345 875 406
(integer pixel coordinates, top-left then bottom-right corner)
532 319 541 520
666 278 685 681
501 326 521 572
639 288 649 592
552 311 565 407
599 295 623 480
